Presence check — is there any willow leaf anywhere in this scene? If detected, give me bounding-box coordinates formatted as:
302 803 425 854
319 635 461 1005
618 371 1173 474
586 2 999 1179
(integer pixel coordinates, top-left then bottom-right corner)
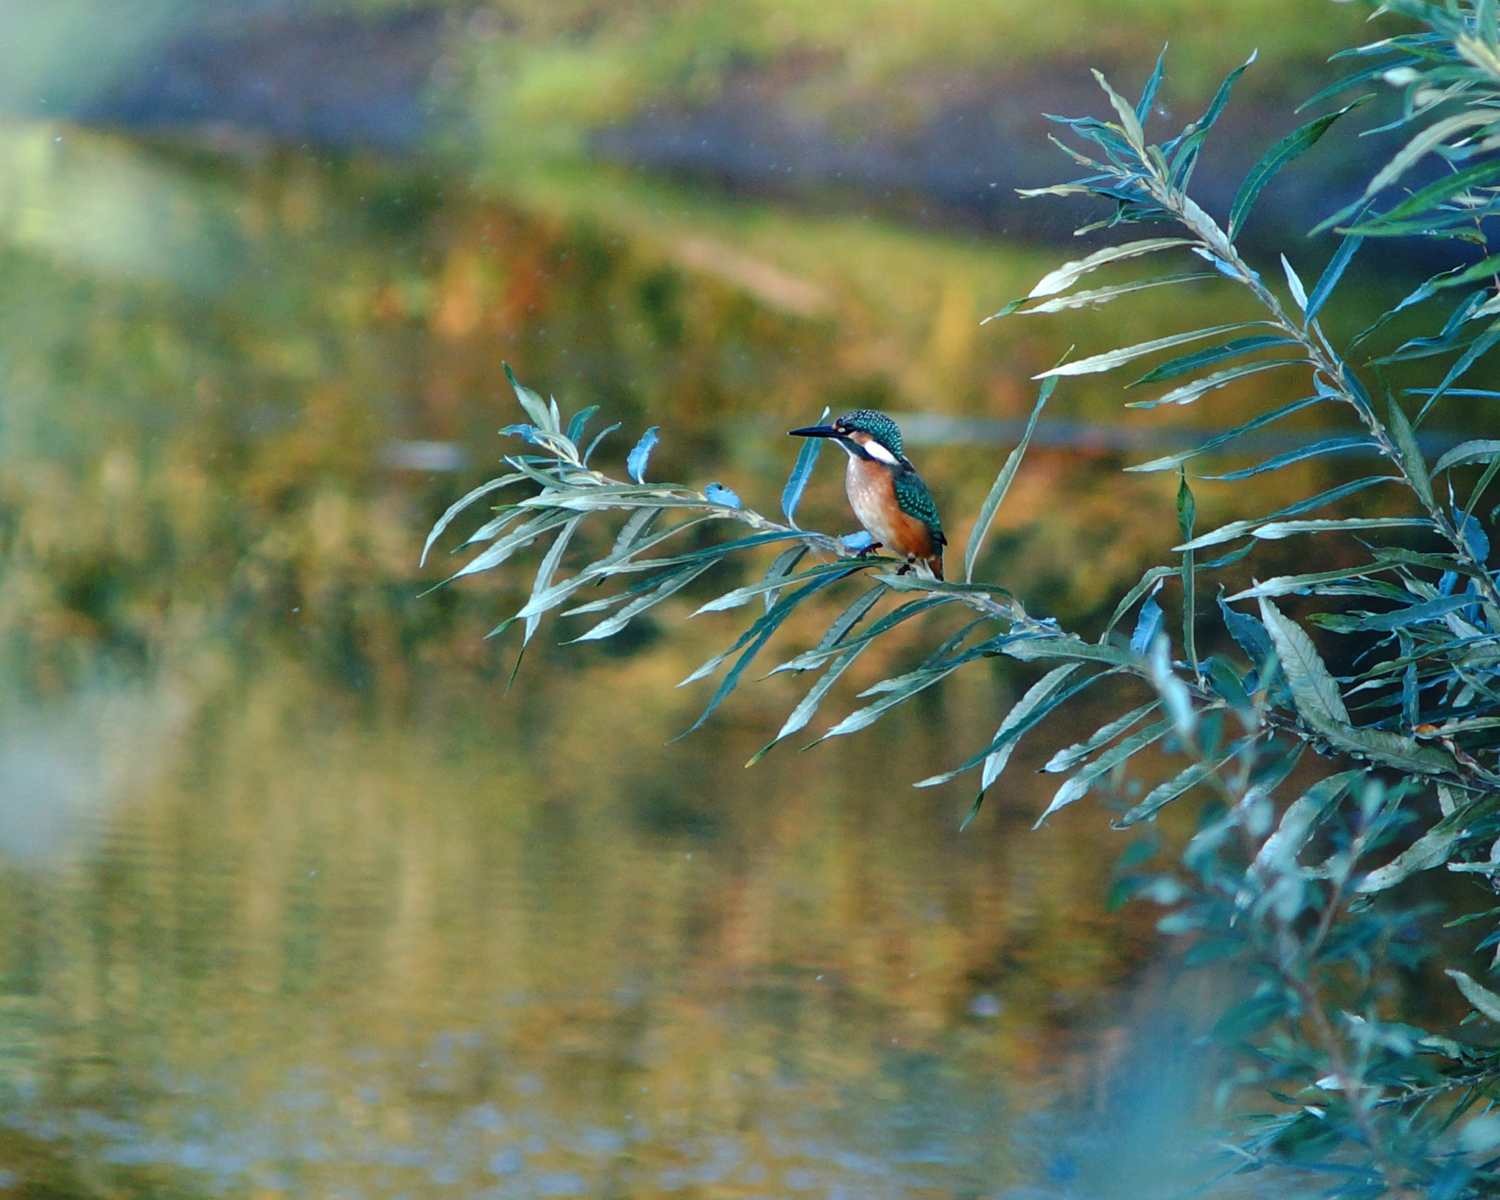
1388 398 1434 507
769 596 948 676
694 561 868 615
570 561 718 642
1359 824 1464 893
1250 770 1361 879
1106 566 1179 635
1227 564 1396 601
980 665 1083 794
1035 324 1261 379
678 567 862 733
1126 396 1324 472
421 475 525 566
1017 273 1214 314
1364 112 1500 200
1203 436 1377 481
965 378 1056 582
1175 476 1400 549
505 363 558 432
1229 96 1373 237
1027 238 1192 299
1035 719 1174 826
1127 359 1302 410
783 406 830 526
1447 970 1500 1023
762 545 810 612
1117 760 1220 826
1044 701 1161 774
1129 335 1291 387
917 668 1119 791
750 641 873 764
1258 597 1350 724
1250 517 1434 541
522 517 583 647
1435 439 1500 475
449 511 579 581
1305 229 1364 322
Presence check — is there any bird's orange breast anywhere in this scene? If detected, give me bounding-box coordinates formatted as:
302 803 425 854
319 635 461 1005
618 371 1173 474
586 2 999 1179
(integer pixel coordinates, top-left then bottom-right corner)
844 458 941 564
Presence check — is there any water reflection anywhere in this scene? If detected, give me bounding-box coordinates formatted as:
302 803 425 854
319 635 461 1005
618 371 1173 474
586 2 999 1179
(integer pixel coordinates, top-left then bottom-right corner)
0 117 1426 1199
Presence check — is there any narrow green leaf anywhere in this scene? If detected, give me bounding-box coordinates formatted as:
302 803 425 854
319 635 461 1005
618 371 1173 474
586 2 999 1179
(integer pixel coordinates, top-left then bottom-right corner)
783 406 831 526
1017 273 1214 315
1105 566 1179 635
1127 396 1324 472
1004 638 1133 667
1436 439 1500 475
1126 359 1302 410
761 545 810 612
1203 436 1377 481
1027 238 1193 299
1228 96 1373 237
693 561 868 615
1179 471 1198 678
1351 593 1486 632
1128 335 1291 387
820 660 968 741
769 596 948 676
1417 320 1500 423
569 561 718 642
1034 324 1261 380
980 664 1083 793
751 642 873 764
1354 160 1500 230
1093 68 1146 150
1250 771 1361 879
1175 476 1400 550
1304 230 1363 322
965 378 1056 582
917 668 1120 791
1281 254 1309 313
1447 970 1500 1024
1247 517 1434 541
421 475 525 566
1117 760 1219 826
1387 397 1434 507
1258 597 1350 724
678 567 862 734
505 362 558 432
1043 701 1161 774
1365 112 1500 200
1227 563 1397 601
611 508 661 558
1034 719 1174 826
522 517 582 646
1135 46 1167 125
1359 824 1464 893
449 511 579 581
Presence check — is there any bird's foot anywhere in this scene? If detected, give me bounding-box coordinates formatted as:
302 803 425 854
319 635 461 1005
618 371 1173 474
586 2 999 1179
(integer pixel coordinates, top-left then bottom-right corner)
856 541 884 559
896 557 915 576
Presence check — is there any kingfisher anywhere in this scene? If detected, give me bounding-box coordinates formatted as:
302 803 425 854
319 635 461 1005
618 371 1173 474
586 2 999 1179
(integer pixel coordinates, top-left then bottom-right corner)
790 409 946 580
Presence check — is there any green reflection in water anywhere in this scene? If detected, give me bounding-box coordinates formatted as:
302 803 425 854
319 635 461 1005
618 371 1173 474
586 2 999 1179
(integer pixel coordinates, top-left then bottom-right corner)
0 123 1405 1198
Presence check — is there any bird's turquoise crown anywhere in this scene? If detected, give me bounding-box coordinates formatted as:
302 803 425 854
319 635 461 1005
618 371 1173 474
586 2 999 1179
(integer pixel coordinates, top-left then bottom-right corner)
837 409 903 458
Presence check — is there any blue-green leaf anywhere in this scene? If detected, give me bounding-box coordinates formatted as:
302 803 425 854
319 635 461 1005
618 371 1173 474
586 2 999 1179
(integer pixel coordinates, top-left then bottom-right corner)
1228 96 1373 237
1203 437 1377 481
627 426 660 484
965 378 1055 581
1035 324 1263 379
783 406 830 526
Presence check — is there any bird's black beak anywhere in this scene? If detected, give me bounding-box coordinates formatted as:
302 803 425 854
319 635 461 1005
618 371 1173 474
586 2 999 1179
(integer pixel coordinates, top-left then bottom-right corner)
789 424 839 438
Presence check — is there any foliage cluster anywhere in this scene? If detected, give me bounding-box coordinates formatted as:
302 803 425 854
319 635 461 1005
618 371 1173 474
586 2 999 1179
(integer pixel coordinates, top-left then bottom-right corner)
431 2 1500 1194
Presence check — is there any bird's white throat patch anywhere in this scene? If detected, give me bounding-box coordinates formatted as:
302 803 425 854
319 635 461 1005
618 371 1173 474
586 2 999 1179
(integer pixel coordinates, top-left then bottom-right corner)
858 438 899 465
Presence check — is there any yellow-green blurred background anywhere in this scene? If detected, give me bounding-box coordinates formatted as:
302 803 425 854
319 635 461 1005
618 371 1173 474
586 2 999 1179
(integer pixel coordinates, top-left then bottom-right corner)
0 2 1475 1198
